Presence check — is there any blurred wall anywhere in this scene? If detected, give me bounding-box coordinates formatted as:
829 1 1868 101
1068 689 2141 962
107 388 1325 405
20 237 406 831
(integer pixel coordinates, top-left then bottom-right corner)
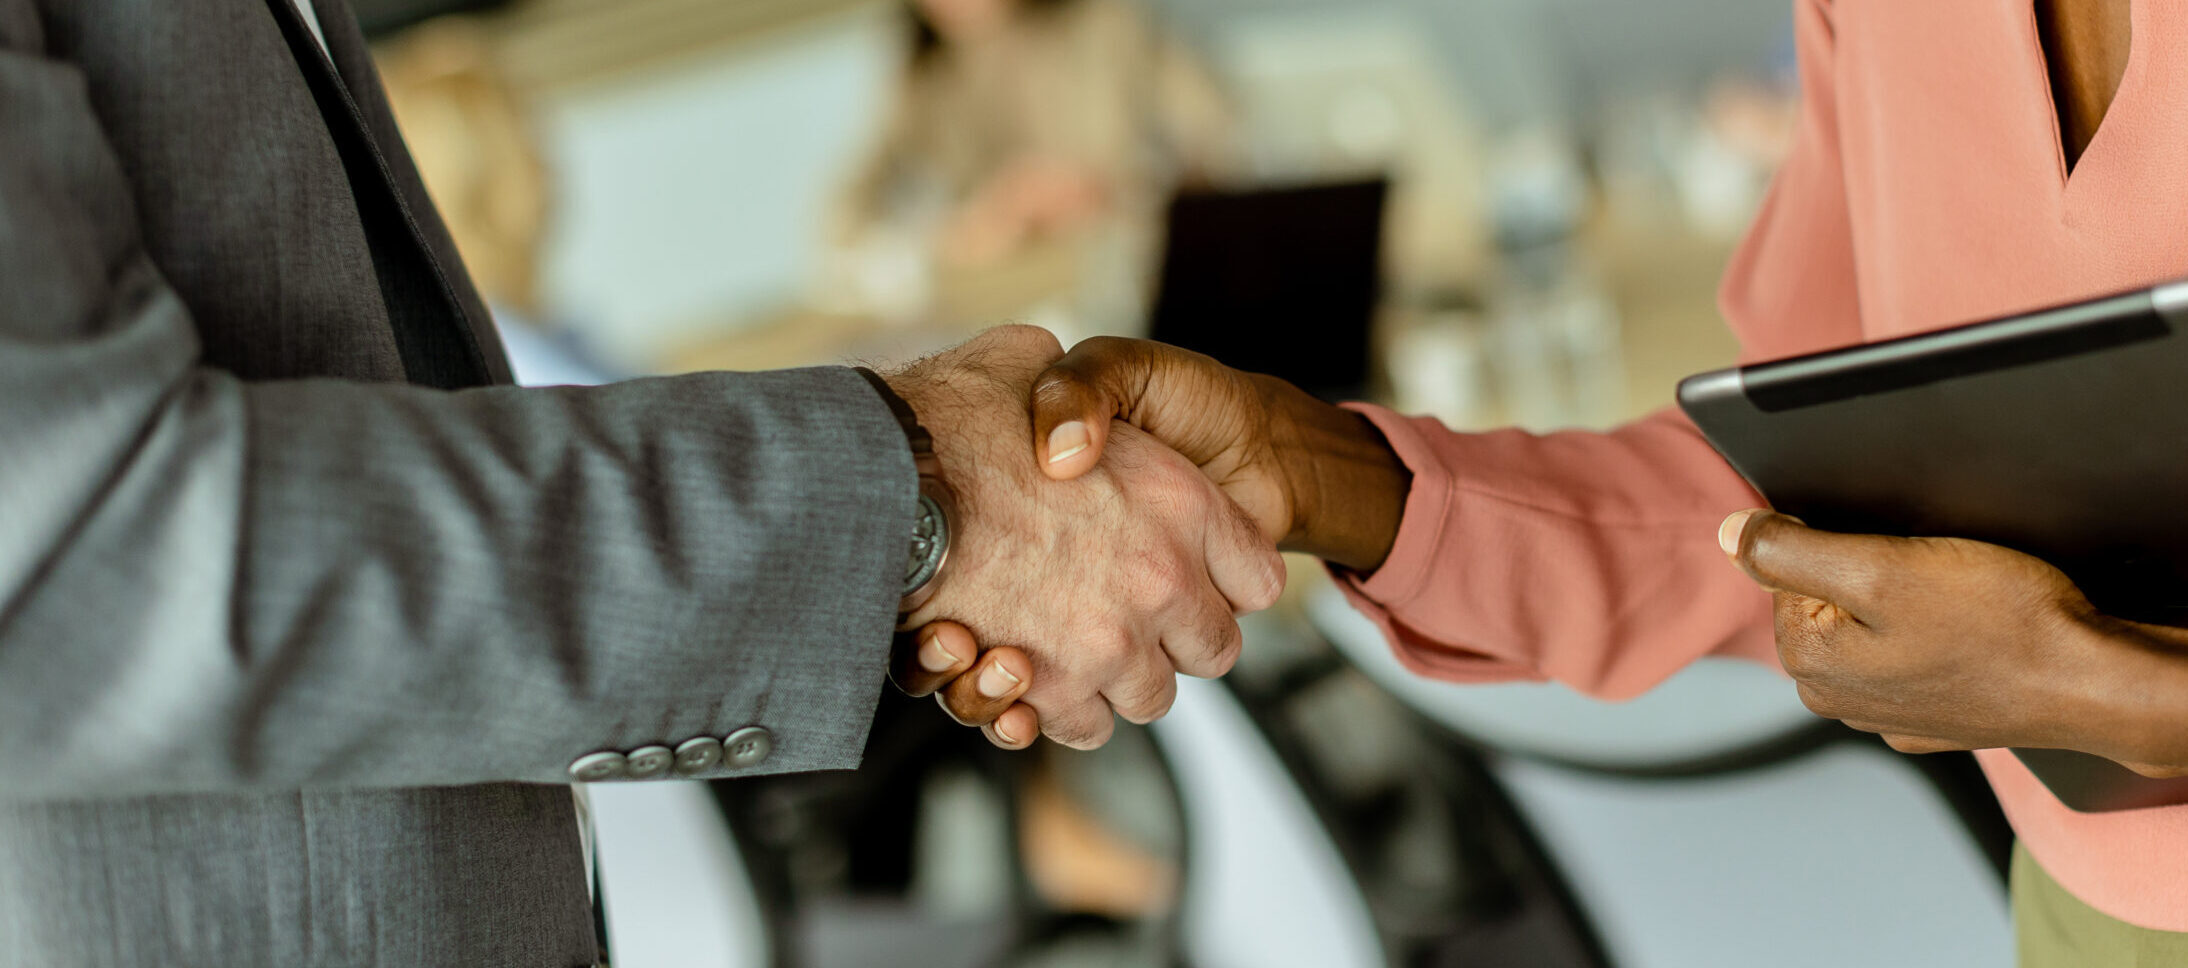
533 9 894 362
1148 0 1791 132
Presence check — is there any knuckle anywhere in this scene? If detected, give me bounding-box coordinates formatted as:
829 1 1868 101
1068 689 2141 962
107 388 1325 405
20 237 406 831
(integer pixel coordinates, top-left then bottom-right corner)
990 323 1063 355
1793 682 1841 719
1773 602 1841 678
1053 715 1114 750
1205 620 1245 668
1111 670 1175 721
1091 628 1138 666
1201 614 1244 660
1775 630 1820 677
1778 642 1817 678
1196 636 1243 679
1031 698 1102 749
1118 680 1178 725
1130 552 1192 610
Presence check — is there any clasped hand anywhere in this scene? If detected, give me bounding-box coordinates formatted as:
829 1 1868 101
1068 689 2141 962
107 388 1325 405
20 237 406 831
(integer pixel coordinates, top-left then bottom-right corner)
879 327 1283 750
896 328 2188 778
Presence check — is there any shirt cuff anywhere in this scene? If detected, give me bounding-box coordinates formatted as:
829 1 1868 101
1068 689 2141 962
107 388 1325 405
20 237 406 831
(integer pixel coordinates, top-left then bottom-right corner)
1326 402 1453 609
1321 404 1535 681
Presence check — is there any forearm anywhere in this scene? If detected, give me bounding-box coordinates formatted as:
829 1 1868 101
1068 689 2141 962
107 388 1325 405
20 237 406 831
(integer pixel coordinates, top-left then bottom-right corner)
2 360 913 797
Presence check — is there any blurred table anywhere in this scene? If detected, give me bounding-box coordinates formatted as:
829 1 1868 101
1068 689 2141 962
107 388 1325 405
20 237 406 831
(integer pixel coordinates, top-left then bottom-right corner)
659 233 1087 375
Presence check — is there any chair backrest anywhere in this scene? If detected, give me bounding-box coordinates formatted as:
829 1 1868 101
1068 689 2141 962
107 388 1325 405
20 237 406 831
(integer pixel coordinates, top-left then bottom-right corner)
1148 179 1388 402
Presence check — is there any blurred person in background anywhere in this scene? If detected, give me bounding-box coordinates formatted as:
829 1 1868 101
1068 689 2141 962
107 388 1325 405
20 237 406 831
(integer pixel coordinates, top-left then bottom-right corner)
376 16 614 387
0 2 1285 965
827 0 1238 316
952 1 2188 962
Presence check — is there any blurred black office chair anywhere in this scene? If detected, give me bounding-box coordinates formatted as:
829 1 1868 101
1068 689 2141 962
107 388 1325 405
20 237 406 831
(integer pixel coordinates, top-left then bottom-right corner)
1146 180 1388 404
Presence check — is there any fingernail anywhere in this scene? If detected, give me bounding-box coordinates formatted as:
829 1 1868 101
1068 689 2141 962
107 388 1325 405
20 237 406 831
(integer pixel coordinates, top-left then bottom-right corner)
994 719 1021 745
1046 422 1090 464
977 661 1021 698
917 629 961 673
1719 510 1758 555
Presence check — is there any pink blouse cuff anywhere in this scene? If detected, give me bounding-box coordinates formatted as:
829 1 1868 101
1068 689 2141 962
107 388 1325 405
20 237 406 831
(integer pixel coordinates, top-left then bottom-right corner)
1324 404 1533 680
1329 402 1453 610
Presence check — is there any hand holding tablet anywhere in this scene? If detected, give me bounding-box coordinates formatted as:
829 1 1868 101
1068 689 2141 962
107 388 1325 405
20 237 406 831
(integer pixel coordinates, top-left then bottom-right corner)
1681 281 2188 810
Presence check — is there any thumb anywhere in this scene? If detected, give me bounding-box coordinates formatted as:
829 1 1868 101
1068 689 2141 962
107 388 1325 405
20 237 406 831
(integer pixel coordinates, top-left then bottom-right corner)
1030 337 1154 480
1719 508 1901 613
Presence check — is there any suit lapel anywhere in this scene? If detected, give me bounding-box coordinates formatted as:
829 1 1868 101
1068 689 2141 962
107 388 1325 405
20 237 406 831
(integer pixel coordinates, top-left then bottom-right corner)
261 0 513 388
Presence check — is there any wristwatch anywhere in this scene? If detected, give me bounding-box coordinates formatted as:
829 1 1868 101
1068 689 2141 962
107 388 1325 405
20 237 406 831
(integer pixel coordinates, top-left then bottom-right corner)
854 368 956 615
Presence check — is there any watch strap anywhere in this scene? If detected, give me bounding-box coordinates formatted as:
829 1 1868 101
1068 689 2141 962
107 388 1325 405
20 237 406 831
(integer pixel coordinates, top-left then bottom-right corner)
853 367 954 614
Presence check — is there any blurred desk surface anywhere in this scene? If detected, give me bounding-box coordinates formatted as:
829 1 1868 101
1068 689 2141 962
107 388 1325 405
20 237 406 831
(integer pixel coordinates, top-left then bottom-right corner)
659 235 1084 375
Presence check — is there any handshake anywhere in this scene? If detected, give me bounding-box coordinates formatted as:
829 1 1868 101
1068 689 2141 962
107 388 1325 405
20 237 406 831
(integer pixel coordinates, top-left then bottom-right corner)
877 325 1411 750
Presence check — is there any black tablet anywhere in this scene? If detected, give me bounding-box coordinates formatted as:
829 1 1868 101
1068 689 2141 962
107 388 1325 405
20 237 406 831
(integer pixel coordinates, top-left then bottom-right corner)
1677 281 2188 813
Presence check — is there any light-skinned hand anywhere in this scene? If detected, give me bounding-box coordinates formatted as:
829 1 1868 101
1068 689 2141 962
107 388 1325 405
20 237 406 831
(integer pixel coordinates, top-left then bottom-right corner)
885 326 1284 750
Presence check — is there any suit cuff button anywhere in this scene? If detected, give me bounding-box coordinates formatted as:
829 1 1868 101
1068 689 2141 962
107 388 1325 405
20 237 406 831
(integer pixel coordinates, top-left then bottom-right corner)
569 751 628 783
624 745 674 780
724 726 773 768
672 737 724 775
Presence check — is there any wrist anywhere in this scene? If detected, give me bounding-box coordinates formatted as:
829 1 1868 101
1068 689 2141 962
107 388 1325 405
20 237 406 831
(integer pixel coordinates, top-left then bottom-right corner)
1259 378 1410 572
863 366 960 617
879 362 1029 627
2084 617 2188 768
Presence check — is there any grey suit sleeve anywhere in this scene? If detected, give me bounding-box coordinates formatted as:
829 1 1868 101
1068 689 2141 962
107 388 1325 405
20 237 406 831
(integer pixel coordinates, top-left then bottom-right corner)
0 20 912 798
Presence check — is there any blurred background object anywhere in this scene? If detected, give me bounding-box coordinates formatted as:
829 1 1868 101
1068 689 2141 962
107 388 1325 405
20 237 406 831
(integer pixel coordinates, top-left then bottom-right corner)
367 2 2008 966
377 13 623 384
822 0 1241 330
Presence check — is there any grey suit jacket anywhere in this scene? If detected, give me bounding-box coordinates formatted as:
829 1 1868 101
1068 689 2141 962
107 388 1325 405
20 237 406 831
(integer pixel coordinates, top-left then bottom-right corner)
0 1 913 965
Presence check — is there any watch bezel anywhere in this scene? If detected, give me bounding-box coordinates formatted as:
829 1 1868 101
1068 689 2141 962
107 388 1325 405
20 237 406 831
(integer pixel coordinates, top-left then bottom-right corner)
898 450 955 615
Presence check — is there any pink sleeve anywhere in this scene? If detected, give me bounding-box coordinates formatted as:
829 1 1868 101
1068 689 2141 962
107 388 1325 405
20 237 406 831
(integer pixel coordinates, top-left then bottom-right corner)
1332 407 1775 700
1334 0 1863 701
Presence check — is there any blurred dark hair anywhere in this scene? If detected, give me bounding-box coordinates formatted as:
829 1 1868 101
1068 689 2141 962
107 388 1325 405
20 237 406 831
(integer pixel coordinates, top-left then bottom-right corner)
905 0 1083 65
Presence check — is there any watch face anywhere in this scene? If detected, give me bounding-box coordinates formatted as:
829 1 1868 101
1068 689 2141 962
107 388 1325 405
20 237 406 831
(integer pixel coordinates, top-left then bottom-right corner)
905 491 949 595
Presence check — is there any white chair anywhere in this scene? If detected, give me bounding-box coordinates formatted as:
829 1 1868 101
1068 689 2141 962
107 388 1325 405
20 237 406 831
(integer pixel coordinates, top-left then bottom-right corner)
1308 581 2011 968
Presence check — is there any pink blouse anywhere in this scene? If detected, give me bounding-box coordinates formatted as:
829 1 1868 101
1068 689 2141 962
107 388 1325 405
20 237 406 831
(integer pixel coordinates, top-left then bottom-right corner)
1339 0 2188 930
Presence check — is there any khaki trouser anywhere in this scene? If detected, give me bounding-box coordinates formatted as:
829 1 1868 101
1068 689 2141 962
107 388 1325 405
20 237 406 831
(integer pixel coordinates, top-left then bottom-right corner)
2014 843 2188 966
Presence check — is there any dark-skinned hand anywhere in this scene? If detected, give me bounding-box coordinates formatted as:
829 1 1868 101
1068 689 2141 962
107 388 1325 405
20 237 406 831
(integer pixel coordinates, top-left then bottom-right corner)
1026 336 1411 572
1720 509 2188 778
888 622 1040 751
